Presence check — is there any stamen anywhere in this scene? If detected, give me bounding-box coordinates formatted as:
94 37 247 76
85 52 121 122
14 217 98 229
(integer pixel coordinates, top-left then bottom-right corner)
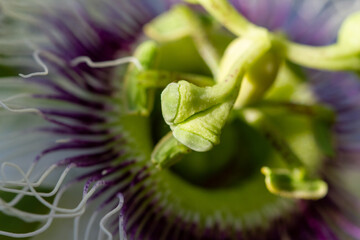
19 50 49 78
70 56 143 71
98 194 125 240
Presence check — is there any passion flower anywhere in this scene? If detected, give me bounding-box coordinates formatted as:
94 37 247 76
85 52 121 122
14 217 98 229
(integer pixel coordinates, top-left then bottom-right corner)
0 0 360 239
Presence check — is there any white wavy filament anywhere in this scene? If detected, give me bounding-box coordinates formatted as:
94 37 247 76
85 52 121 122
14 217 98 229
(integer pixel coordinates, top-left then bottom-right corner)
70 56 143 71
98 194 125 240
0 100 41 114
0 161 105 238
19 50 49 78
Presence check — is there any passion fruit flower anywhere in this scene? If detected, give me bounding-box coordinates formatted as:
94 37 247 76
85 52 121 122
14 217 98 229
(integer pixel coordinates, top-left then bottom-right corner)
0 0 360 239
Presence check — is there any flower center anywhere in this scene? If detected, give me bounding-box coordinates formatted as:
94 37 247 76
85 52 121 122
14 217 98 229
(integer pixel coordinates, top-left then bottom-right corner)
116 1 349 236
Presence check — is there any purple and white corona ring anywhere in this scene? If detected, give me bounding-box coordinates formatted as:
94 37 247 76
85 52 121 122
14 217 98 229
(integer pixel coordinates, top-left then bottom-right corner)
1 0 360 239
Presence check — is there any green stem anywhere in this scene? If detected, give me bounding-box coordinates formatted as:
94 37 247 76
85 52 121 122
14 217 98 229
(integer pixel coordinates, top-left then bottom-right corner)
284 41 360 71
193 0 262 36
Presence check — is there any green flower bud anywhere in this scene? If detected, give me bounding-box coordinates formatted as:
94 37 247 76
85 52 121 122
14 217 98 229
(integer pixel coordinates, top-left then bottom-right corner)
161 80 230 125
171 101 233 152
